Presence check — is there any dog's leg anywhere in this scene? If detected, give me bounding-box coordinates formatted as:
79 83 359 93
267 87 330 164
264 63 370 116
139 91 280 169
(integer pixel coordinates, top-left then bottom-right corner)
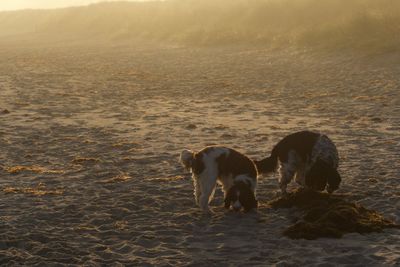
279 150 301 194
192 174 201 205
295 165 306 187
221 175 234 199
198 169 217 212
278 162 295 194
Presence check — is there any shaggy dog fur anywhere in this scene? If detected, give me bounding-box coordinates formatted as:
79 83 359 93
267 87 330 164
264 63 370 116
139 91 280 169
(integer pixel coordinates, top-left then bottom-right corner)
254 131 341 194
180 146 258 212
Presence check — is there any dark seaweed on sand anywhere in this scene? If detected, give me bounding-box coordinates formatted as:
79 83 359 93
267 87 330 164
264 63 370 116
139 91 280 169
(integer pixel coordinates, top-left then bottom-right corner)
268 189 400 240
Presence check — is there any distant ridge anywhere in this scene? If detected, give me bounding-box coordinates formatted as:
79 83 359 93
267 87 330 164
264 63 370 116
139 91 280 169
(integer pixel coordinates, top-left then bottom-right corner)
1 0 399 51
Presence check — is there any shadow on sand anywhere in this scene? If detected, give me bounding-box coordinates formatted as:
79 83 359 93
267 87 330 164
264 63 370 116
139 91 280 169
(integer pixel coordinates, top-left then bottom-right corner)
268 189 400 240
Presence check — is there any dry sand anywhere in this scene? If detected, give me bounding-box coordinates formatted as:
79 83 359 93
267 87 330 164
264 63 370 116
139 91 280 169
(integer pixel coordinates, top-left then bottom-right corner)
0 43 399 266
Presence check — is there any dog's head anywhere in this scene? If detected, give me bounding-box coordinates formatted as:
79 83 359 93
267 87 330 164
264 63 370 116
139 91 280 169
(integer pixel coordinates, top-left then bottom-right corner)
305 161 328 191
224 181 258 212
180 149 195 171
326 167 341 193
306 159 341 193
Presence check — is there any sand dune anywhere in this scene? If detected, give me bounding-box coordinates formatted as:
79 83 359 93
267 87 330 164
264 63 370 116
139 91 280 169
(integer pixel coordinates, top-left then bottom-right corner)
1 0 400 52
0 43 400 265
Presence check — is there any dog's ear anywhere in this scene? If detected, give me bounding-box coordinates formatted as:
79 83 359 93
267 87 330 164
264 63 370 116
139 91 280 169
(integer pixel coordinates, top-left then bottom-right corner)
326 167 341 193
242 188 258 213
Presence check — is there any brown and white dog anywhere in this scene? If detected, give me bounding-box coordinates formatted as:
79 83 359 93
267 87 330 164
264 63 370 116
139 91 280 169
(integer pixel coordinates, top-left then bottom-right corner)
254 131 341 194
180 146 258 212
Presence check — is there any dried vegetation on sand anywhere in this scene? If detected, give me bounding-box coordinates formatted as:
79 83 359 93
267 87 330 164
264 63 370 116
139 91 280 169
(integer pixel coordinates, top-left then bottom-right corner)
268 189 400 240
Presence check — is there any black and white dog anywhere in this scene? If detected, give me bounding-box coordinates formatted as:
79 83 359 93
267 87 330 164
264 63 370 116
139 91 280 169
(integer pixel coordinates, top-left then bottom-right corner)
254 131 341 194
180 146 258 212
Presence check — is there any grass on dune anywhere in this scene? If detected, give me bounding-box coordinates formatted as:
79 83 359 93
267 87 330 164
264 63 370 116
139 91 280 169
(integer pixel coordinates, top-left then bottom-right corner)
0 0 399 52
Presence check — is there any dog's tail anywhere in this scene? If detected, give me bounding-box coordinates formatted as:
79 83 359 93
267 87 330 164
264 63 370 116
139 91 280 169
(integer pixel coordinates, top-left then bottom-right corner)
179 149 195 171
254 149 279 174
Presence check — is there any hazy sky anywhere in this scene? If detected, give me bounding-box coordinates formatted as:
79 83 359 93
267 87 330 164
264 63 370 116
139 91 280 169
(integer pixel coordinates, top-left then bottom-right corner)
0 0 147 11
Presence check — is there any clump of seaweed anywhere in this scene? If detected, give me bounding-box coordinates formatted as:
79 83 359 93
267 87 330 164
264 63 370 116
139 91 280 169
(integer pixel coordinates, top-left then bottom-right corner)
268 189 400 240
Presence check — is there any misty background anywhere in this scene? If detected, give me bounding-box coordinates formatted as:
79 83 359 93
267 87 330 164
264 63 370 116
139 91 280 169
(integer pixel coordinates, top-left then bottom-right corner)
0 0 399 52
0 0 145 11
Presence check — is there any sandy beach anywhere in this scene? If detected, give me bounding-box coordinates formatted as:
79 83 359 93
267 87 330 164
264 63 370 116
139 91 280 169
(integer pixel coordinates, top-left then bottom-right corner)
0 43 400 265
